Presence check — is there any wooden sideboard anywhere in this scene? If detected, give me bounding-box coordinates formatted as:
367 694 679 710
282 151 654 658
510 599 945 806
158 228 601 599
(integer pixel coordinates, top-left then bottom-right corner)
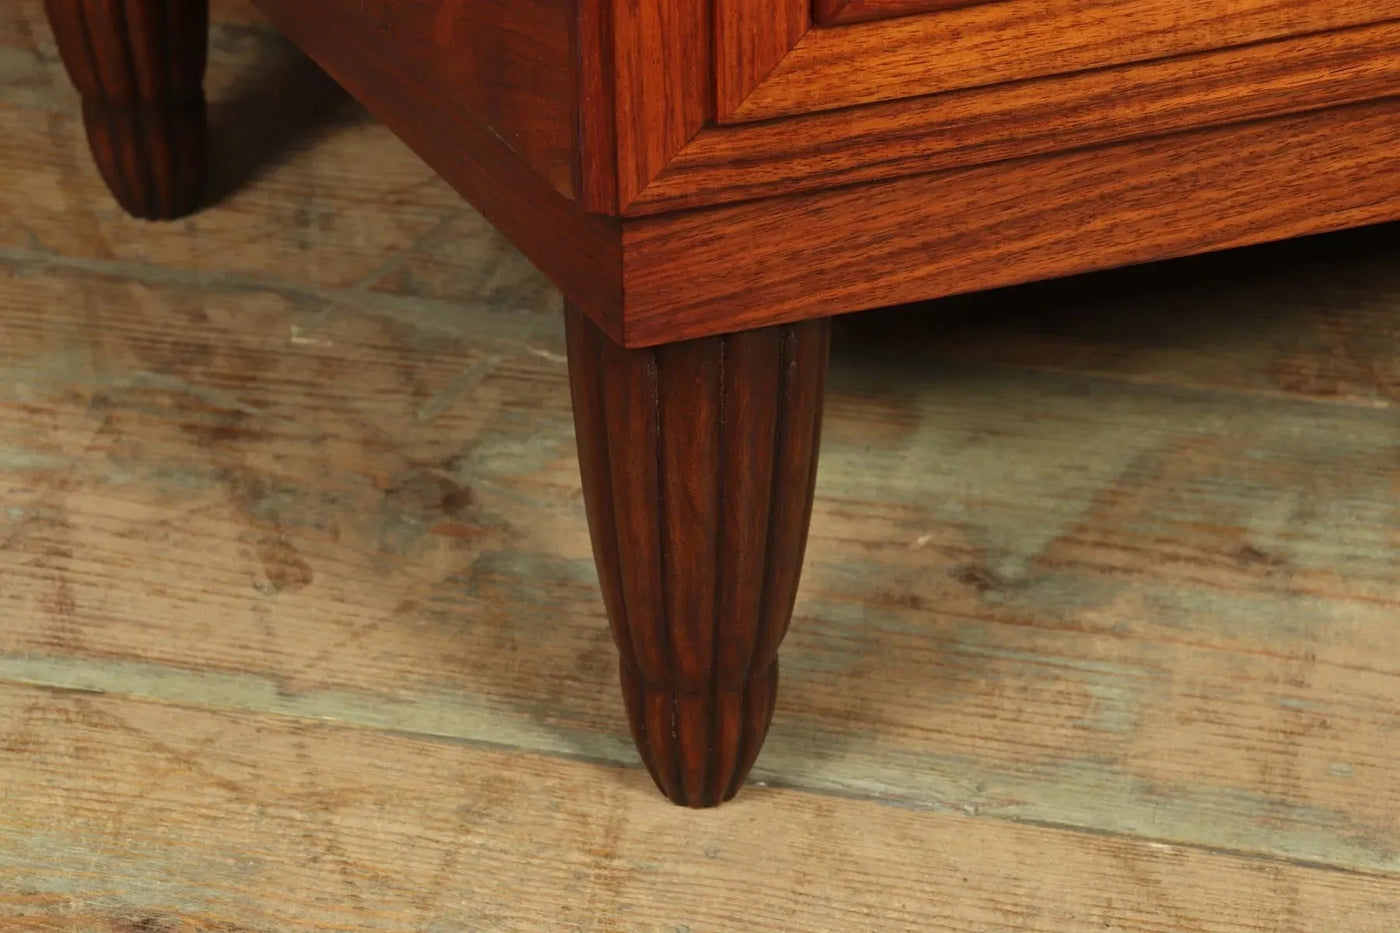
41 0 1400 806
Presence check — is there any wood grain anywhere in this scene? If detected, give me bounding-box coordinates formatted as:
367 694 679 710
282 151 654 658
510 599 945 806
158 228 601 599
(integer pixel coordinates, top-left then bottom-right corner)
566 305 830 805
610 0 710 206
572 0 617 212
622 98 1400 344
714 0 808 117
726 1 1400 121
630 19 1400 213
451 0 576 199
815 0 992 26
6 684 1400 931
42 0 208 220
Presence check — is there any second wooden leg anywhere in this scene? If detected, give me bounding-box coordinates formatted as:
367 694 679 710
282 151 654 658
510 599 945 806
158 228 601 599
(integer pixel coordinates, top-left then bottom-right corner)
44 0 209 220
566 306 830 807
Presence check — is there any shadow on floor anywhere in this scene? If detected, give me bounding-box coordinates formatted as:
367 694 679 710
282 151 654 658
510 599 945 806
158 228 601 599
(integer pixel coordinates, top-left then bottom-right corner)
835 219 1400 384
206 27 371 207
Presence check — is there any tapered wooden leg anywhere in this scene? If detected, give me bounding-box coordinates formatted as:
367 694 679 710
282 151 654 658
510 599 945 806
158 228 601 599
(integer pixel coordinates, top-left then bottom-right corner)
44 0 209 220
565 306 830 807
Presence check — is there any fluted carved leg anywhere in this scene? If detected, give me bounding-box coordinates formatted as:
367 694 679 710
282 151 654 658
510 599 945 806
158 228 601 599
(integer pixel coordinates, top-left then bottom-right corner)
565 306 830 807
44 0 209 220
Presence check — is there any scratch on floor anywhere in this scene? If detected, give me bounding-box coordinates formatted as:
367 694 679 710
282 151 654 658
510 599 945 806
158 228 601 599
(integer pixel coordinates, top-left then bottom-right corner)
0 244 563 352
416 356 497 423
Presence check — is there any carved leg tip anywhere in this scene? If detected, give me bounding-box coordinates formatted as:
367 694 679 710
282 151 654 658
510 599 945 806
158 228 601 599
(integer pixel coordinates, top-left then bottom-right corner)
621 661 780 808
81 97 207 221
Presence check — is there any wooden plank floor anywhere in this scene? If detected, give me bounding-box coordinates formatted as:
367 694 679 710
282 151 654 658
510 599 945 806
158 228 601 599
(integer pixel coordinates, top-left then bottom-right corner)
3 2 1400 929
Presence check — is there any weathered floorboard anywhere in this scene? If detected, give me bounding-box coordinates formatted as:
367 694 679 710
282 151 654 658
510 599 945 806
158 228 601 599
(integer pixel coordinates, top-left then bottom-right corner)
4 683 1400 931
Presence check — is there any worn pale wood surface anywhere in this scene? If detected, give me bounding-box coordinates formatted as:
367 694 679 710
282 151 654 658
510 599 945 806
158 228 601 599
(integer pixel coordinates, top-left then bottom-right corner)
3 0 1400 929
6 684 1400 932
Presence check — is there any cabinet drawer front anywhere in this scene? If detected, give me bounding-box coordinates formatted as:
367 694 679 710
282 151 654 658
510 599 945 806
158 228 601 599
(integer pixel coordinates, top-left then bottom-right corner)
721 0 1400 122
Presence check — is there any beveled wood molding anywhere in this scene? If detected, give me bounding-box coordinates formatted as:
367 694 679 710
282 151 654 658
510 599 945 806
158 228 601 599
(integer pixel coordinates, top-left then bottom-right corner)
607 0 711 207
724 0 1400 123
626 19 1400 215
815 0 993 27
616 98 1400 346
610 0 1400 214
573 0 618 213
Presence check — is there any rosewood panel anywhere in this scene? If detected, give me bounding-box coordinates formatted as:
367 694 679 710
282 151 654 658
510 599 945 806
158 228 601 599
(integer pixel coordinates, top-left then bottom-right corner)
256 0 576 199
715 0 808 116
619 98 1400 345
816 0 994 25
610 0 711 205
573 0 618 212
725 0 1400 121
315 0 576 198
630 20 1400 213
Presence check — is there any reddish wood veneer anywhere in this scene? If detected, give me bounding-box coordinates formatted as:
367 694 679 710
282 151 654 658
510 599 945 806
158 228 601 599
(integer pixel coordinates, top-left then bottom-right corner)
622 98 1400 344
816 0 992 26
630 20 1400 214
727 1 1400 122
